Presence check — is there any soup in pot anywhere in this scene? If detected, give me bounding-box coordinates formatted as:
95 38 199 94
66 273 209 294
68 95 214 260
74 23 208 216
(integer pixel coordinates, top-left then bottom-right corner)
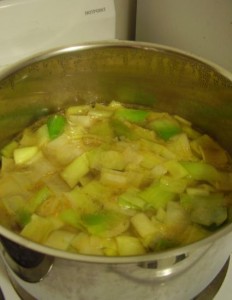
0 101 232 256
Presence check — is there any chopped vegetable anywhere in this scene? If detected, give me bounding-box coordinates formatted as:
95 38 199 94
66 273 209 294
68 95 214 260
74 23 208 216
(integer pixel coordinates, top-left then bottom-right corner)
20 214 63 243
45 230 76 250
13 146 39 164
180 161 221 182
61 153 90 188
114 107 149 124
180 193 227 227
190 134 228 167
27 186 52 213
116 236 146 256
1 141 18 158
118 190 146 210
59 209 82 229
82 211 129 238
110 119 137 140
148 117 182 140
131 213 157 238
139 182 176 209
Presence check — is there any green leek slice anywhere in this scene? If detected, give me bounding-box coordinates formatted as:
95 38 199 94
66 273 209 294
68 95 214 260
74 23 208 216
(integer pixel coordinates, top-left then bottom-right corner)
180 161 221 182
114 107 149 124
47 114 66 140
149 118 182 140
139 182 176 209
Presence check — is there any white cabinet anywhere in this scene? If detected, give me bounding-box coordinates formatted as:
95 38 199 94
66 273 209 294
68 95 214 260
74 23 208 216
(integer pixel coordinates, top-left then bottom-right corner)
0 0 136 69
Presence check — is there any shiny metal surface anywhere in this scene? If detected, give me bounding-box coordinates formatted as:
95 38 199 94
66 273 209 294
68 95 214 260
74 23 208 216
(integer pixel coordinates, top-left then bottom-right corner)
194 258 230 300
0 41 232 299
0 287 5 300
0 237 54 283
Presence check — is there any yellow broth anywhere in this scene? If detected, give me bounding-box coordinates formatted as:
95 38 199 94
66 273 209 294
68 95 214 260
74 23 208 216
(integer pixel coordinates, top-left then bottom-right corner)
0 101 232 256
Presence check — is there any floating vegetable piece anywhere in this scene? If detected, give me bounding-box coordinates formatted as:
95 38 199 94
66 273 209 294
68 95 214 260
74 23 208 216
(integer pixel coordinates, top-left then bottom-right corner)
114 107 149 124
88 149 126 171
45 230 76 250
165 201 190 237
61 153 90 188
47 114 66 140
133 124 156 141
71 233 110 255
149 118 182 140
88 120 114 141
190 134 228 167
118 190 146 210
17 209 31 227
1 141 18 158
167 133 194 161
59 209 82 229
66 105 90 116
131 213 157 238
139 182 176 209
100 169 128 188
180 194 227 227
139 139 176 159
163 160 189 179
35 124 50 146
160 177 189 194
66 187 98 214
70 232 92 254
180 225 210 245
82 212 129 238
116 236 146 256
110 119 137 139
13 146 39 165
180 161 221 182
27 186 52 213
140 151 164 169
15 186 52 226
88 106 113 118
81 180 111 203
2 195 26 216
20 214 63 243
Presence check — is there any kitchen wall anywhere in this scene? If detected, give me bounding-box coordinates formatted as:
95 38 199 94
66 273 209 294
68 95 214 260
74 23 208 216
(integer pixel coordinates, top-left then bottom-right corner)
136 0 232 72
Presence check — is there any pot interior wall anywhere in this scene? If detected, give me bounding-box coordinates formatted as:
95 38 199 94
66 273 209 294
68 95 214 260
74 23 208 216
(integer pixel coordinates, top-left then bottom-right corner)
0 44 232 152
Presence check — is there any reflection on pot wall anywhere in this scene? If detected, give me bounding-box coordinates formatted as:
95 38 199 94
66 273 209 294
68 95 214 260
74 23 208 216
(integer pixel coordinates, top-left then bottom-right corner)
136 0 232 72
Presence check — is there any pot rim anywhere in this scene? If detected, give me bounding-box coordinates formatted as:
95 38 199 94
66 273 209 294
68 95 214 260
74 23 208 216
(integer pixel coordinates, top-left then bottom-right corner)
1 220 232 264
0 40 232 81
0 40 232 264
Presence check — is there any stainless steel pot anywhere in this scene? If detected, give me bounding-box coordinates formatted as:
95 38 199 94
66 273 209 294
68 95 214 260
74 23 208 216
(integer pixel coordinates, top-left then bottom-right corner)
0 41 232 300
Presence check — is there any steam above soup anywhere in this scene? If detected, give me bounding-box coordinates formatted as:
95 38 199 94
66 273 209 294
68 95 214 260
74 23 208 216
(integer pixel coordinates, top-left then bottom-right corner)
0 102 232 256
